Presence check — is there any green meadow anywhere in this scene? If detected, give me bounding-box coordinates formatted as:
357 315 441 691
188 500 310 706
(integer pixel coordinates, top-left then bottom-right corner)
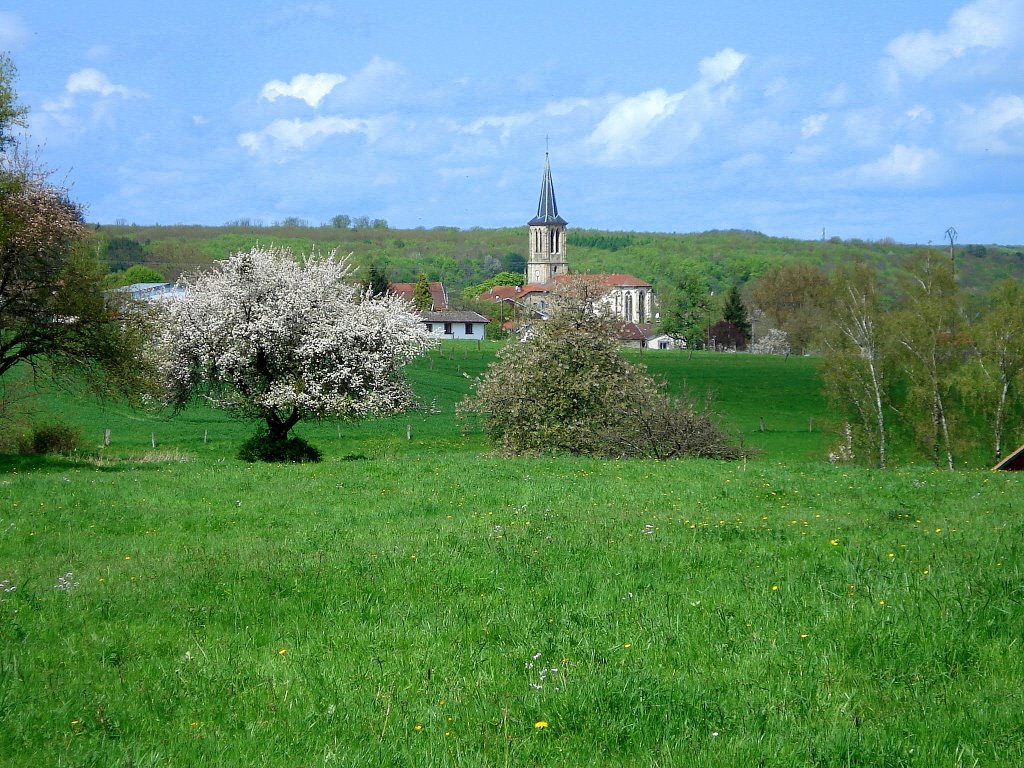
1 345 1021 766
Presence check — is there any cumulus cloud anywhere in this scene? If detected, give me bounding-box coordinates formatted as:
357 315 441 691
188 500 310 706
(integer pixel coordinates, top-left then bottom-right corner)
41 68 145 121
260 73 348 108
856 144 937 182
586 48 747 162
66 69 144 98
698 48 747 85
959 94 1024 154
238 115 380 154
801 113 828 138
0 12 29 49
884 0 1024 81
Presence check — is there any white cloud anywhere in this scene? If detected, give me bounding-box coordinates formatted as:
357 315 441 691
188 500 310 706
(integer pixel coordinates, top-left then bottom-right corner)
459 98 598 142
238 115 381 154
66 69 144 98
586 48 747 162
959 94 1024 154
698 48 747 85
260 73 348 108
856 144 937 182
884 0 1024 81
0 12 28 49
330 57 405 104
40 68 145 125
801 113 828 138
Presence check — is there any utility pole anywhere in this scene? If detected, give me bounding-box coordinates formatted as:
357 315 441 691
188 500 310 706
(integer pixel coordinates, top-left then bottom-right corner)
945 226 958 278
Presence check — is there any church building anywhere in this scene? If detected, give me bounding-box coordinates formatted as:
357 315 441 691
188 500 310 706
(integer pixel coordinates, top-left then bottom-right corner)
479 153 656 328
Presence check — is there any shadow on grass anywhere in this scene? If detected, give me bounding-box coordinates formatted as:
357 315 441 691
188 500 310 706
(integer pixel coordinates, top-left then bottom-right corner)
0 452 184 473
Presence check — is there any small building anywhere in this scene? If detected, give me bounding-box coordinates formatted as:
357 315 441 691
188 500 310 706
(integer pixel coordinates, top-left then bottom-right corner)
389 281 448 310
616 322 656 348
647 333 685 350
420 311 490 340
114 282 187 302
992 444 1024 471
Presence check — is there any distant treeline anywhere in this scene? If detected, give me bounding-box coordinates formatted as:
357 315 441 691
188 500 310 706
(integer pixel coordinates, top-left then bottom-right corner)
93 223 1024 302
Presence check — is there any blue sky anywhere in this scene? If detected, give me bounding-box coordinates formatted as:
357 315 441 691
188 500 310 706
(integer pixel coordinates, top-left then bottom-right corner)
2 0 1023 243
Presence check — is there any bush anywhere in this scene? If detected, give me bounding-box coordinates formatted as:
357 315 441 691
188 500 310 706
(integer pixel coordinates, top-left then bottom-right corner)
17 423 82 455
460 280 740 460
236 432 322 463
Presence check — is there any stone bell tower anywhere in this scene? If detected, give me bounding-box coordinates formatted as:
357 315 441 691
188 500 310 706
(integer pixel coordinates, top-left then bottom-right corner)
526 153 568 285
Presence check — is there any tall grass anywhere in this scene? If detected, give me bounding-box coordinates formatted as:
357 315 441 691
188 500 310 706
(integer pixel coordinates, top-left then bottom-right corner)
1 345 1021 765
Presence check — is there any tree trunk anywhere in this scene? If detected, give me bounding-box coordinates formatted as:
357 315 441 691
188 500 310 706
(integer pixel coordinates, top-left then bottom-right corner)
266 407 301 442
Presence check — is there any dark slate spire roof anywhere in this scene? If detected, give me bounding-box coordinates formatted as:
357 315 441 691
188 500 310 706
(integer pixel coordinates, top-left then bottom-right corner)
528 153 568 226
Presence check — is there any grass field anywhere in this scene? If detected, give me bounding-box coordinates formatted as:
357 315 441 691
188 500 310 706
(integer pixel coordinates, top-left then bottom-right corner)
1 345 1021 766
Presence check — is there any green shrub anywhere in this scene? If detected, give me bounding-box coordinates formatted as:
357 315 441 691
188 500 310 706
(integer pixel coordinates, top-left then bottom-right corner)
17 423 82 455
236 432 322 463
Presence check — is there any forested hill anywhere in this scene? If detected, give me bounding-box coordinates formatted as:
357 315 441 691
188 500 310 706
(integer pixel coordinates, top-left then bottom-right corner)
96 223 1024 300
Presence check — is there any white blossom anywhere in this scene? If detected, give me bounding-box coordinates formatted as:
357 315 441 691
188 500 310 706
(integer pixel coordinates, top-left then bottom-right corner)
153 245 434 438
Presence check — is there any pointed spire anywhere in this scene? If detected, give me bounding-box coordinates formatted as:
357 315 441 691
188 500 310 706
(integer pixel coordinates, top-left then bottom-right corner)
528 152 568 226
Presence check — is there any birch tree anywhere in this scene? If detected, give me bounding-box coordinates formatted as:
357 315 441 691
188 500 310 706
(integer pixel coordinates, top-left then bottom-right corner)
820 263 891 468
892 251 961 470
960 279 1024 463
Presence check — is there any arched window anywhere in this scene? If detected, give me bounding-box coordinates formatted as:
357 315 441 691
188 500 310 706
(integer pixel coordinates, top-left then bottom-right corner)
638 292 646 324
625 292 633 322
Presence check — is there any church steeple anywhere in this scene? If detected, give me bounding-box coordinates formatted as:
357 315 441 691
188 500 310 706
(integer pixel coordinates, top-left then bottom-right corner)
526 152 568 284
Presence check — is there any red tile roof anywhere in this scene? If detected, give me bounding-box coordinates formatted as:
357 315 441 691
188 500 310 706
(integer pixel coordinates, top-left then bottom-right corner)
389 282 448 310
477 274 650 302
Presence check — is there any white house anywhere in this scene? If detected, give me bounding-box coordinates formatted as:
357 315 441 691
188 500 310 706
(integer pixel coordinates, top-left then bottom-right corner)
420 311 490 340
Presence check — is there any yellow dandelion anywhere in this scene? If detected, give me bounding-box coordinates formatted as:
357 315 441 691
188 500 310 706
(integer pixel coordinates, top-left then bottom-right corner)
830 539 839 546
414 724 423 732
535 721 548 729
277 648 287 656
799 633 809 639
623 643 632 648
771 585 780 591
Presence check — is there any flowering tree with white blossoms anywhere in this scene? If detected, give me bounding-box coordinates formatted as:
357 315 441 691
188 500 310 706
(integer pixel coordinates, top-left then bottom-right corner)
155 245 433 455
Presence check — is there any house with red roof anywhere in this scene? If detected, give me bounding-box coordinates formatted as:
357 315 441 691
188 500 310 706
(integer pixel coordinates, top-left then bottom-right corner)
388 281 448 310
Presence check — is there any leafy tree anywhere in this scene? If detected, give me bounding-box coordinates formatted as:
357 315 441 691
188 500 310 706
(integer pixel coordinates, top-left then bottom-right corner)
657 272 710 350
411 273 433 310
958 279 1024 463
459 280 739 459
0 54 27 149
820 263 892 468
371 218 388 229
891 251 962 470
104 264 167 289
461 271 524 302
749 263 828 354
154 245 432 455
364 262 390 297
708 320 746 351
330 214 351 229
0 56 152 406
104 235 147 272
721 283 751 344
